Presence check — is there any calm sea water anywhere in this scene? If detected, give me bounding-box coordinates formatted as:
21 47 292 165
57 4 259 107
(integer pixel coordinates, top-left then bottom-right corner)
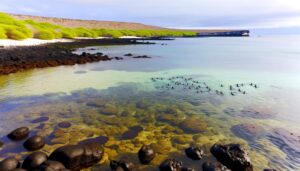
0 36 300 170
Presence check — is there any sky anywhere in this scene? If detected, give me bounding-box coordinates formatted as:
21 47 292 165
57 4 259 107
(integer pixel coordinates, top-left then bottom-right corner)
1 0 300 34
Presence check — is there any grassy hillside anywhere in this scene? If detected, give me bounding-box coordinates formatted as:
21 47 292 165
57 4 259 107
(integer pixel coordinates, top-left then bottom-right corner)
0 12 197 40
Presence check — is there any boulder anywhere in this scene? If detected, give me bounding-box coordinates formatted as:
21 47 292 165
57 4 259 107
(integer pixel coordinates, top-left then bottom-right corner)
138 145 156 164
0 158 20 171
49 142 104 171
37 160 69 171
7 127 30 140
22 152 48 170
202 162 229 171
159 159 182 171
185 146 204 160
23 135 46 151
110 160 135 171
210 144 253 171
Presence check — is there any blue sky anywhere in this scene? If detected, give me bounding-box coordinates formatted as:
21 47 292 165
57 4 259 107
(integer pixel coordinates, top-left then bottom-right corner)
1 0 300 33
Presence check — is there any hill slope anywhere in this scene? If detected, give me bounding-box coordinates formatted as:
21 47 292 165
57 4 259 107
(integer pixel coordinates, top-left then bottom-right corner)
10 14 164 30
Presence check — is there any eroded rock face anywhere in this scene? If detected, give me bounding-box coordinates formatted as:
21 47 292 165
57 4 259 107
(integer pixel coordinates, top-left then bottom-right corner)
49 142 104 171
7 127 30 140
210 144 253 171
110 160 135 171
0 158 20 171
185 146 204 160
22 151 48 170
231 123 265 141
159 159 182 171
23 135 46 151
138 145 156 164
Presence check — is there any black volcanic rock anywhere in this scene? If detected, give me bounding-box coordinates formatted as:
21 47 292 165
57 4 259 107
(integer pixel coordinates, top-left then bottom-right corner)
110 160 135 171
23 135 46 151
210 144 253 171
7 127 30 140
22 151 48 170
202 161 228 171
159 159 182 171
138 145 156 164
185 146 204 160
49 142 104 171
0 158 20 171
37 160 69 171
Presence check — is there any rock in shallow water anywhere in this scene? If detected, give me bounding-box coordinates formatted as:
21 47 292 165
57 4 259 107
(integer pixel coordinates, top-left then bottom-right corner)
58 121 72 128
37 160 69 171
23 135 46 151
185 146 204 160
210 144 253 171
231 123 265 141
138 145 156 164
49 142 104 171
110 160 135 171
121 126 143 140
0 141 3 148
7 127 30 140
202 161 229 171
22 151 48 170
179 116 207 133
0 158 20 171
159 159 182 171
31 117 50 123
11 169 27 171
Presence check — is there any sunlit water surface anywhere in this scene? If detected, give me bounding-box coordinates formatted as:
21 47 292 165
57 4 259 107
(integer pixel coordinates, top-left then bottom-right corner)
1 36 300 170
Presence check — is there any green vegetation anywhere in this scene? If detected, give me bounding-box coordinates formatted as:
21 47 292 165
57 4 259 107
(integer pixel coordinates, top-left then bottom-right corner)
0 12 197 40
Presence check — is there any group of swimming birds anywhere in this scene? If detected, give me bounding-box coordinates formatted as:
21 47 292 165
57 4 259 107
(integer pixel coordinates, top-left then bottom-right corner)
150 76 259 96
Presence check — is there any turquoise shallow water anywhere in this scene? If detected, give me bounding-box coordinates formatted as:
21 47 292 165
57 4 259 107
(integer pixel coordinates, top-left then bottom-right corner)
1 36 300 170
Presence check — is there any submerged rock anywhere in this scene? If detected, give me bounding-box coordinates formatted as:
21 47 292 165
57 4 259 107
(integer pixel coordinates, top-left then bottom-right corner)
231 123 265 141
0 158 20 171
202 162 229 171
86 100 106 108
110 160 135 171
267 128 300 164
210 144 253 171
185 146 204 160
138 145 156 164
31 117 50 124
179 116 207 133
22 152 48 170
159 159 182 171
121 126 143 140
78 135 109 145
49 142 104 170
58 121 72 128
37 160 68 171
7 127 30 140
23 135 46 151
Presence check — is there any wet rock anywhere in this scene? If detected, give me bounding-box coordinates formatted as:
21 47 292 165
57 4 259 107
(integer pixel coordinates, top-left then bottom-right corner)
263 169 276 171
179 116 207 133
124 53 133 57
0 158 20 171
49 142 104 170
185 146 204 160
0 141 3 148
181 167 195 171
7 127 30 140
138 145 156 164
121 126 143 140
202 162 229 171
86 100 106 107
110 160 135 171
231 123 265 141
23 135 46 151
11 169 27 171
210 144 253 171
133 55 151 59
58 121 72 128
31 117 50 123
37 160 68 171
267 128 300 164
22 152 48 170
159 159 182 171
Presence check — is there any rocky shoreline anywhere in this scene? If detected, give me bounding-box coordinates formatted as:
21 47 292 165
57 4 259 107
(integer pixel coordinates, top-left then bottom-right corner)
0 39 154 75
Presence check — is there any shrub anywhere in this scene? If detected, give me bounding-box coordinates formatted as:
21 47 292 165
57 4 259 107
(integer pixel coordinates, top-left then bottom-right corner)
35 30 55 40
0 28 7 39
6 28 28 40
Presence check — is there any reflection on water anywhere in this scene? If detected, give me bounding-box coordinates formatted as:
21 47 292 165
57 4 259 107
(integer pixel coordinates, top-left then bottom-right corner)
1 37 300 170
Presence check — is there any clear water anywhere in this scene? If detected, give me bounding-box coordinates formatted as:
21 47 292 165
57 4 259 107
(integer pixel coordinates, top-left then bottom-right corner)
0 36 300 170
